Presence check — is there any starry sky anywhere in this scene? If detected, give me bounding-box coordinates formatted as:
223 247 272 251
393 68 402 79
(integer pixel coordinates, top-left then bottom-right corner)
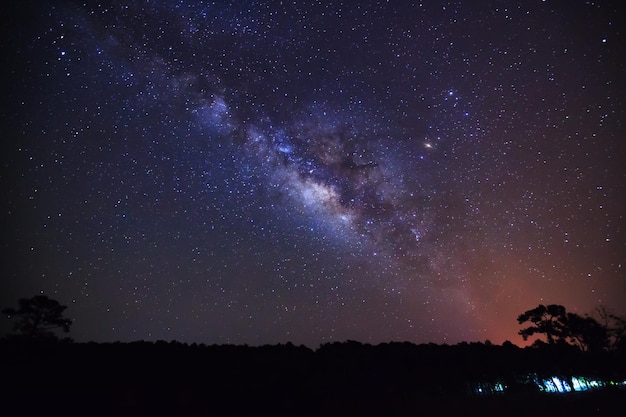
2 0 625 347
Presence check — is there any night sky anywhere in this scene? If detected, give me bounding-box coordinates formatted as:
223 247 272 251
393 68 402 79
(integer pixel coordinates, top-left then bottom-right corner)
2 0 625 347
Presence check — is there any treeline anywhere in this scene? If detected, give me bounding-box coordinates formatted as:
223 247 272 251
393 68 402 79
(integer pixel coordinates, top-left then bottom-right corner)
1 338 625 416
2 297 626 415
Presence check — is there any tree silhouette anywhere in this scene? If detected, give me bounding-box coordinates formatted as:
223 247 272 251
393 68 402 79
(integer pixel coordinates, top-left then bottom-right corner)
517 304 626 352
517 304 569 345
593 306 626 351
566 312 608 353
2 295 72 339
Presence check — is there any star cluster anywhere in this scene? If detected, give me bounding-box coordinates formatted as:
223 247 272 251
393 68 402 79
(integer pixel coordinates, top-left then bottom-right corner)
2 0 625 346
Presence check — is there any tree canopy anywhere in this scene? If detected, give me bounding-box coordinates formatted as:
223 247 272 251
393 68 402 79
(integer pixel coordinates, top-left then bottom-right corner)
518 304 625 353
517 304 569 345
2 295 72 339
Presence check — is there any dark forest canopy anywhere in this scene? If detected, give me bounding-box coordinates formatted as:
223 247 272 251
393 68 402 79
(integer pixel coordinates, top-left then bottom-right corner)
1 336 625 417
2 298 626 417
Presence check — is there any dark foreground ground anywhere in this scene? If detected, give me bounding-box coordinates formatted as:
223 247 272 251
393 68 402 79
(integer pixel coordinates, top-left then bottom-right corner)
6 385 625 417
2 339 624 416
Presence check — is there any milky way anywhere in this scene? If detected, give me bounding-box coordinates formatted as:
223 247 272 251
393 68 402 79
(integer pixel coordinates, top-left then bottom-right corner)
2 1 625 346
